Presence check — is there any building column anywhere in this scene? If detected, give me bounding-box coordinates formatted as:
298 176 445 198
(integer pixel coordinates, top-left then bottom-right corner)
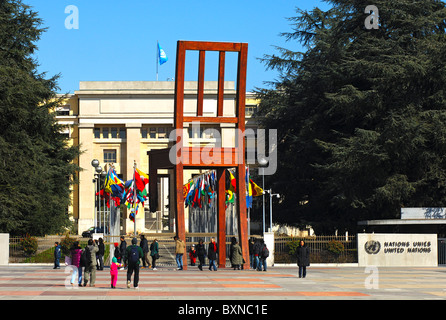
77 123 95 234
125 123 143 234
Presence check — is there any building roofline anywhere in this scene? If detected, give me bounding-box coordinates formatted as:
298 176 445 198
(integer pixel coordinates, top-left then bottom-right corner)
358 219 446 226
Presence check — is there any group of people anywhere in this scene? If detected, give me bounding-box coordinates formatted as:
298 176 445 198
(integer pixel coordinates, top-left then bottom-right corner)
63 238 101 287
54 235 310 289
53 235 159 289
248 238 270 271
54 238 105 287
174 236 219 271
178 236 271 272
113 235 159 271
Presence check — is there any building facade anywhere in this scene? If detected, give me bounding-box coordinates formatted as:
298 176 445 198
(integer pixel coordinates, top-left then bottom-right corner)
56 81 259 235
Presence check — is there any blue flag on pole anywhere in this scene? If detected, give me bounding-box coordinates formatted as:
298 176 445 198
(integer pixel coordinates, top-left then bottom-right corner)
158 42 168 65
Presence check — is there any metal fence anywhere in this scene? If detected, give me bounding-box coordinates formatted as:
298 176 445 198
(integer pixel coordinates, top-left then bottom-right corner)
274 235 358 263
9 233 358 265
9 233 240 266
10 235 83 263
15 234 446 265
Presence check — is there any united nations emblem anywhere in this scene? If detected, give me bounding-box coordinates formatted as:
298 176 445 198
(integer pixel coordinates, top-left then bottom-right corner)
364 240 381 254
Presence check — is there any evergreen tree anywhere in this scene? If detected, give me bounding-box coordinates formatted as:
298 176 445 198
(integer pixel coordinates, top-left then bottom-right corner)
256 0 446 232
0 0 80 235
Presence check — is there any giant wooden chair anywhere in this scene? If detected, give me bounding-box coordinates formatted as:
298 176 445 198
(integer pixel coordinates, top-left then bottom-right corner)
147 40 249 269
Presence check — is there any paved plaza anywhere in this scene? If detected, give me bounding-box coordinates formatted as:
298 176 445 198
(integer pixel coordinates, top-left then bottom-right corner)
0 264 445 301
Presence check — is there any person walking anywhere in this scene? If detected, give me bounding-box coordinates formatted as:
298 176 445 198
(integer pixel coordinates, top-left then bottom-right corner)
296 240 310 278
253 239 262 271
196 239 206 271
207 237 218 271
83 239 99 287
53 242 61 269
97 237 105 271
231 240 243 270
125 238 143 289
229 237 236 268
249 238 255 269
119 236 127 269
78 245 88 287
150 239 159 270
259 240 269 272
174 236 186 270
110 257 123 288
140 234 151 269
69 241 82 286
113 242 121 264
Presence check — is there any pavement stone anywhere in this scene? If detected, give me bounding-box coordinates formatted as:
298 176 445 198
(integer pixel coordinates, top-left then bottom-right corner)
0 264 445 302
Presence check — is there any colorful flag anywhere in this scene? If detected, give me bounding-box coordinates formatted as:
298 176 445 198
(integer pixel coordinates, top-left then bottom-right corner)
250 179 264 197
124 179 135 208
134 168 149 192
226 189 235 204
183 180 193 199
246 167 253 208
124 167 149 222
158 42 168 65
225 170 236 192
183 170 218 209
104 168 125 199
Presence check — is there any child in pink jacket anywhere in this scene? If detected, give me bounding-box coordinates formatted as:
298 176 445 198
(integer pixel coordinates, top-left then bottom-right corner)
110 257 123 288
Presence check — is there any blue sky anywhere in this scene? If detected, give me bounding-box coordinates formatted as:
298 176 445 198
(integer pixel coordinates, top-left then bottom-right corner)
26 0 330 94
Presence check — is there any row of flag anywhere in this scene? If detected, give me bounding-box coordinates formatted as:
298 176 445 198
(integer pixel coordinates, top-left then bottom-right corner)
97 166 149 222
98 165 264 221
183 171 217 209
182 168 264 210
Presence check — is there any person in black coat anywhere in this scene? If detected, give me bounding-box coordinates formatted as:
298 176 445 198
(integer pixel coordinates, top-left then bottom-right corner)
253 239 262 271
96 238 105 270
196 239 206 271
229 237 236 268
296 240 310 278
207 238 218 271
249 238 255 269
140 234 151 268
119 236 127 265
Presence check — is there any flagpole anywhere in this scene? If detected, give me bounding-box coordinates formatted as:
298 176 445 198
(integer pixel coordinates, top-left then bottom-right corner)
133 160 137 236
109 164 114 237
156 41 159 81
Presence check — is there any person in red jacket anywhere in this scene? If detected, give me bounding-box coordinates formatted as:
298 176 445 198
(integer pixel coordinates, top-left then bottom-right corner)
207 238 218 271
189 244 197 266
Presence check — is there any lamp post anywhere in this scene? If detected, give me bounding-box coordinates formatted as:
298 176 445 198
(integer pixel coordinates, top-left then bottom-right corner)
265 189 280 232
258 158 269 234
91 159 102 231
101 170 107 235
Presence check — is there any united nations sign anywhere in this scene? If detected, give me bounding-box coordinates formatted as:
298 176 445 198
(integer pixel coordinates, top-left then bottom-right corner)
358 234 437 267
364 240 381 254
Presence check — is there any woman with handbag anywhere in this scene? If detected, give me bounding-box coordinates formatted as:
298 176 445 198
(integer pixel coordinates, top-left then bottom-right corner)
70 241 82 286
150 239 159 270
231 240 243 270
